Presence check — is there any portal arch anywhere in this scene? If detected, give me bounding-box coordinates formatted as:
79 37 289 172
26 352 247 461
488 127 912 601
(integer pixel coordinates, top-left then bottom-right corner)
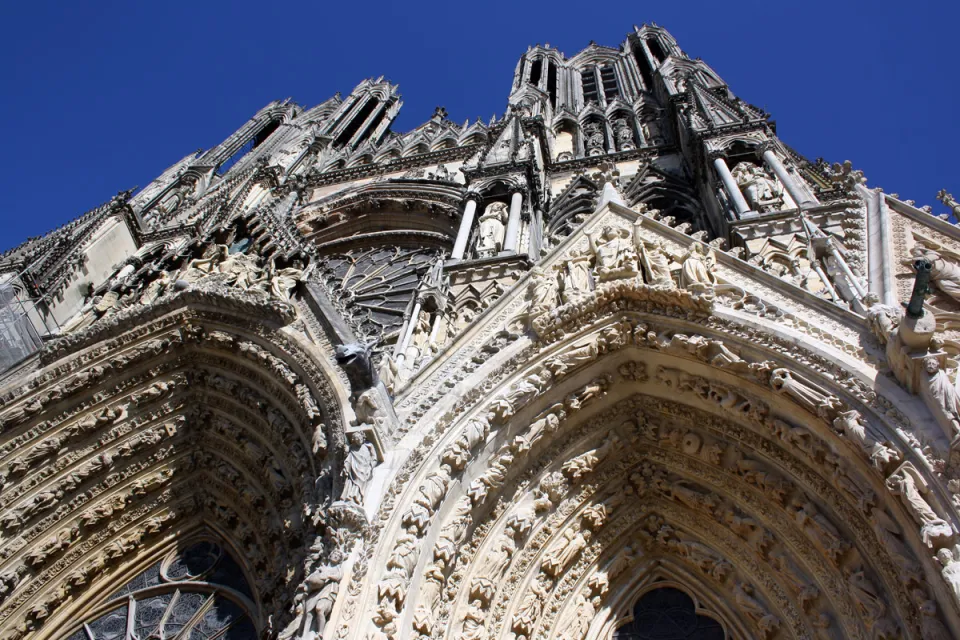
343 286 959 640
0 290 351 639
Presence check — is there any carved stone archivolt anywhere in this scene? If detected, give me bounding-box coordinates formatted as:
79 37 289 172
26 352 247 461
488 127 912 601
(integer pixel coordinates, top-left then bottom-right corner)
0 294 351 639
333 297 960 640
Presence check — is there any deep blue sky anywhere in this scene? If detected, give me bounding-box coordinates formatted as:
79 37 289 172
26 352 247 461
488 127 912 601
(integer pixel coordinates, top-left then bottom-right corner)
2 1 958 252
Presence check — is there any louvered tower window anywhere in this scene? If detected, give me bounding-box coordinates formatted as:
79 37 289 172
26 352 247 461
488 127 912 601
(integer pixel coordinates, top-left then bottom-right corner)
546 60 558 107
529 59 542 86
581 69 600 104
599 65 620 101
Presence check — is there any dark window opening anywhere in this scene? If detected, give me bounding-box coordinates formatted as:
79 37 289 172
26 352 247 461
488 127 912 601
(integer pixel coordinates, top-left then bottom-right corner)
333 98 378 148
361 104 390 147
647 36 667 64
581 69 600 104
326 97 360 138
614 588 725 640
216 118 281 176
515 59 526 89
633 45 654 89
547 61 558 107
600 65 620 101
529 59 543 86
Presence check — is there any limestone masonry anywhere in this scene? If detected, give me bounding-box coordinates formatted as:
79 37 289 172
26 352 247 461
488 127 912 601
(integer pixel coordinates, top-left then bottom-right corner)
2 23 960 640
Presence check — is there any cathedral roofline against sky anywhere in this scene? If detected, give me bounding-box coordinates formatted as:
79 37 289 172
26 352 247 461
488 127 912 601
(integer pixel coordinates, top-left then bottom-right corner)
3 20 960 640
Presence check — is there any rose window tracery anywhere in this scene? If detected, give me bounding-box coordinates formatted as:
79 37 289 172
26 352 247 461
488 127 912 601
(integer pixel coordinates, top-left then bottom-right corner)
315 246 440 345
63 540 257 640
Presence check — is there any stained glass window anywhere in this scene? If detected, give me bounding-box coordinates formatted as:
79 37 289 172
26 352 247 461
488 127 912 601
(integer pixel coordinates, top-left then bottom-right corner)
614 587 725 640
64 540 257 640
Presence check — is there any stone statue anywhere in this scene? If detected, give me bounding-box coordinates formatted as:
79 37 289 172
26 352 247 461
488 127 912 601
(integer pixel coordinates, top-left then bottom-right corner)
847 569 886 624
613 117 635 151
908 244 960 304
527 267 560 319
588 225 639 281
261 260 304 300
301 563 343 638
677 243 717 292
583 122 605 156
541 524 590 577
937 546 960 605
733 582 779 637
476 202 507 258
138 270 173 305
178 244 229 284
831 410 901 472
636 231 674 287
731 162 784 212
560 250 592 303
925 357 960 439
340 432 377 507
885 462 953 547
216 249 263 290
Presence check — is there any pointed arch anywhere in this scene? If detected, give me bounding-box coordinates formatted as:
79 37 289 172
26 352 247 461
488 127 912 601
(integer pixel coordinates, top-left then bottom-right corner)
337 273 959 640
0 290 350 639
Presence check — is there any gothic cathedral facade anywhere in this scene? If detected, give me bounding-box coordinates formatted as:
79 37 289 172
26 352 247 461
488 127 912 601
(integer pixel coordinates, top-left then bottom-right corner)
2 23 960 640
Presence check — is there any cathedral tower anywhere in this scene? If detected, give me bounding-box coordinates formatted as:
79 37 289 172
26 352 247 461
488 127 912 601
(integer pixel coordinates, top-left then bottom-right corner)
1 23 960 640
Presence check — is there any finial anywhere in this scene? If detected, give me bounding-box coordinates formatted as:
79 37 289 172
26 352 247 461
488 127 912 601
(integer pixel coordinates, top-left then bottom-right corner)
432 106 448 120
937 189 960 218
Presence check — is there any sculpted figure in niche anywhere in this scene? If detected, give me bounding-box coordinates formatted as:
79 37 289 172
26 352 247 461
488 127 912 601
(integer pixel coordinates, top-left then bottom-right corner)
832 410 902 472
925 357 960 440
340 432 377 507
527 267 560 319
641 120 666 146
460 600 488 640
178 244 229 284
512 576 549 635
217 248 263 290
299 563 343 640
769 368 841 419
937 546 960 605
733 582 779 637
847 569 887 625
257 259 304 300
560 249 592 303
613 117 635 151
476 202 508 258
678 243 717 293
885 462 953 547
542 523 591 577
545 338 599 379
908 243 960 304
731 162 785 212
588 225 639 281
583 122 605 156
559 588 600 640
635 227 674 287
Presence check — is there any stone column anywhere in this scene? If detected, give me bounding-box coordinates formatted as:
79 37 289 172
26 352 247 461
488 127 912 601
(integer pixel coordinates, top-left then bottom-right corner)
762 149 817 207
713 157 750 216
395 299 422 367
503 191 524 253
451 197 478 260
